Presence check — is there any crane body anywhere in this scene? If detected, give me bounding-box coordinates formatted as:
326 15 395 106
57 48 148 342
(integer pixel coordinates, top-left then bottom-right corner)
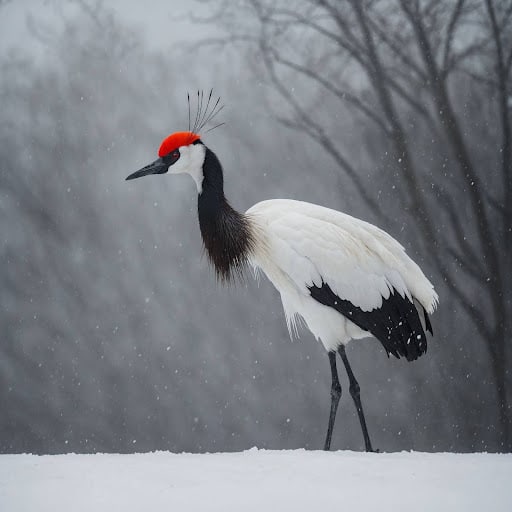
247 199 436 353
127 127 438 452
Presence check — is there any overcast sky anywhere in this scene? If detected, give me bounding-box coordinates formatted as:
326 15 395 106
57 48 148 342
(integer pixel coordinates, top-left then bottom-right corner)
1 1 207 54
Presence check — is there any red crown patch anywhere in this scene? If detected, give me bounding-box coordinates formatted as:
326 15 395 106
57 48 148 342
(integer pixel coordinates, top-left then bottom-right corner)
158 131 201 157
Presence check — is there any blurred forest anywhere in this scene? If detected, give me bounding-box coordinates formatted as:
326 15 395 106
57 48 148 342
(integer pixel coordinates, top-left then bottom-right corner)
0 0 510 454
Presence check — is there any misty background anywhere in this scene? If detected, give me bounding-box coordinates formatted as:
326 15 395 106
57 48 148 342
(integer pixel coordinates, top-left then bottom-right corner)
0 0 510 454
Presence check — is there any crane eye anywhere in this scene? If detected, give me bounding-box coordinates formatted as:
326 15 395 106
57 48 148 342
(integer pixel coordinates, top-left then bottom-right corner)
164 149 180 165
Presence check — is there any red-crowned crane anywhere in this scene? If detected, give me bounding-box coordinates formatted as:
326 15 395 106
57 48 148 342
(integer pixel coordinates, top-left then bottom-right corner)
126 96 438 451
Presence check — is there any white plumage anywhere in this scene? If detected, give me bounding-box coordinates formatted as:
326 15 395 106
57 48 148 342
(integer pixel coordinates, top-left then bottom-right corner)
247 199 438 352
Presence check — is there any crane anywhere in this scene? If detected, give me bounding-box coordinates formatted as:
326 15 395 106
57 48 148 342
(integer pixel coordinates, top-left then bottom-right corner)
126 99 438 452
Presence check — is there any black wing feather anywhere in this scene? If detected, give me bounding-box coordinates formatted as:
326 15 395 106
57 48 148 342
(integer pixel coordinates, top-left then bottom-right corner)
424 307 433 335
309 282 429 362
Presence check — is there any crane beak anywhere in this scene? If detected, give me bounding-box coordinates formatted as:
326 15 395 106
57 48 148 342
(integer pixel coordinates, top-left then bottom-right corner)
126 158 168 181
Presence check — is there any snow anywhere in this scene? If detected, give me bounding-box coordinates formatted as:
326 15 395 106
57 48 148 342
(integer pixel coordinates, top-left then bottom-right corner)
1 450 510 511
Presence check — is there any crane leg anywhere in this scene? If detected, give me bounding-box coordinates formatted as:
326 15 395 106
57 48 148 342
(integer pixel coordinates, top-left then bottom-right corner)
338 345 375 452
324 351 342 451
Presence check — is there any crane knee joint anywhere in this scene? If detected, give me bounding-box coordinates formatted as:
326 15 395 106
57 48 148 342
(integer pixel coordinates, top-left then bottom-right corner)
349 382 360 397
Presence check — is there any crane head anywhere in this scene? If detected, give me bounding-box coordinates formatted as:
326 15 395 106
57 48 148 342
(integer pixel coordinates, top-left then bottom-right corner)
126 90 223 191
126 131 202 181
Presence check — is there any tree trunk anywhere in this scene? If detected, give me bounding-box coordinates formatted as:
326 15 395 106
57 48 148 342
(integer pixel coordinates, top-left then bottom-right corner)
489 326 511 450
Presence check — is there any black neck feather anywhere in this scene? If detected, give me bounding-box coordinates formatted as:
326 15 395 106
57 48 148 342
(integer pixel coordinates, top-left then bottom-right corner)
198 146 254 282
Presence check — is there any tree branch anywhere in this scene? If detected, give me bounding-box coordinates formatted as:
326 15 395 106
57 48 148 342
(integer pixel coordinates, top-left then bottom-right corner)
442 0 466 73
258 42 385 218
269 49 391 135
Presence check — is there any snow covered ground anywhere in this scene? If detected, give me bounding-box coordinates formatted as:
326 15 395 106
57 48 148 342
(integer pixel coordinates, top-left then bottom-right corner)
1 450 511 511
